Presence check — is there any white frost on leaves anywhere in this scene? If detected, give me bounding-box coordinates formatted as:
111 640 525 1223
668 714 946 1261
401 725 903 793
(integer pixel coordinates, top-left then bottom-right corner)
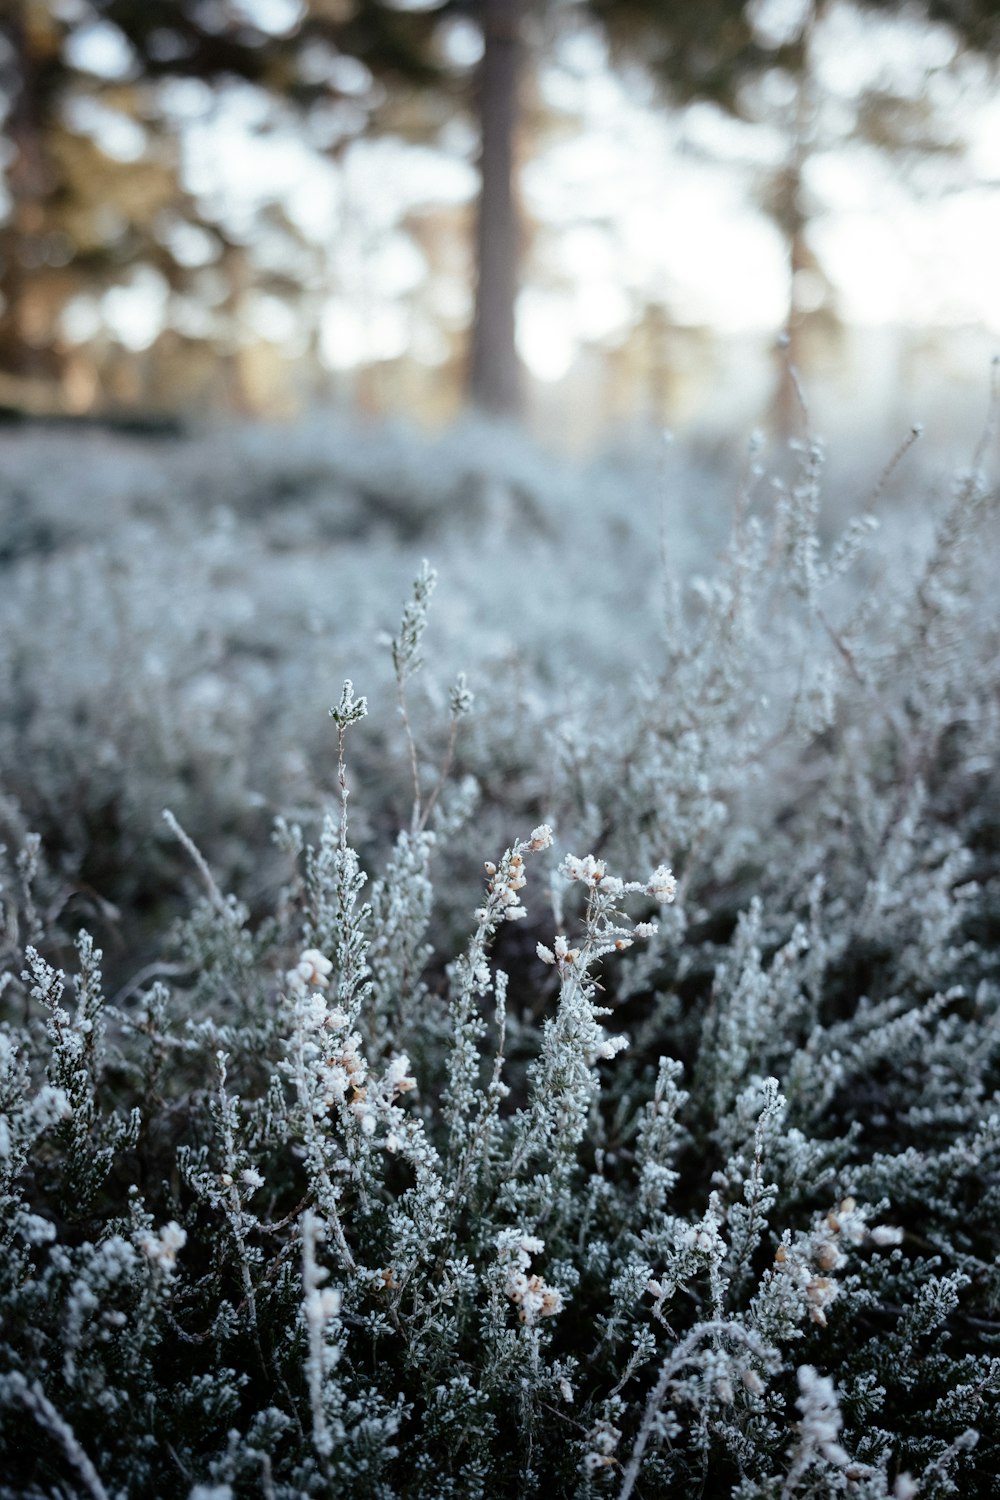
794 1365 850 1469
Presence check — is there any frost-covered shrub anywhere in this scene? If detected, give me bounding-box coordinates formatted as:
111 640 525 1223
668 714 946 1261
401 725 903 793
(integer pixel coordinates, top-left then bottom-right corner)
1 407 999 1497
0 416 685 926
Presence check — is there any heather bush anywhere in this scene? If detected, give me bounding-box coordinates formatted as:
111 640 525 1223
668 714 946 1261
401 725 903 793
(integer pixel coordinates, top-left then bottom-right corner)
1 404 999 1497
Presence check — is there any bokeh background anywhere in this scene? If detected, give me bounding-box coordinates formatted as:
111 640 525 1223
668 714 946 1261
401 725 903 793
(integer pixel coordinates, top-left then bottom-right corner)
2 0 998 450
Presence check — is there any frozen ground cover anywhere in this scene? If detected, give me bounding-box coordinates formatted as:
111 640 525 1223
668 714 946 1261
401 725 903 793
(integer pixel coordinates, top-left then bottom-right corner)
0 404 999 1496
0 415 752 946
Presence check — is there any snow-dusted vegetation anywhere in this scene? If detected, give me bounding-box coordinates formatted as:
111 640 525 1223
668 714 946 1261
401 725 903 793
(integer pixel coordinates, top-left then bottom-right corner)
1 407 999 1497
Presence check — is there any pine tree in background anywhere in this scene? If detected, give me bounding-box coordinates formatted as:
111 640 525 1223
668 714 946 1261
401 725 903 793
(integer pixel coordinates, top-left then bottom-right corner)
467 0 526 416
1 0 998 422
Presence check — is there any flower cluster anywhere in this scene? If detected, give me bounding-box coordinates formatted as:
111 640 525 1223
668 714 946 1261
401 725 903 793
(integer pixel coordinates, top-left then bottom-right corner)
496 1233 564 1326
537 851 673 973
325 1033 416 1137
479 852 529 921
321 1030 368 1113
771 1238 844 1330
290 980 417 1139
557 850 675 922
769 1198 901 1329
559 853 610 887
582 1420 622 1474
476 826 551 925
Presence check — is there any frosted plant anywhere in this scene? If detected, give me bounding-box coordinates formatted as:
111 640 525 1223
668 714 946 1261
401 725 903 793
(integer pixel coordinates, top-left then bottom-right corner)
782 1365 852 1489
443 823 554 1165
1 413 999 1496
509 851 675 1197
300 1207 345 1460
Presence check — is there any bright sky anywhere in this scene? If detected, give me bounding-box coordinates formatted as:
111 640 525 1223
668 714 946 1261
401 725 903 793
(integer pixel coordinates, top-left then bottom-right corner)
56 0 1000 384
514 13 1000 380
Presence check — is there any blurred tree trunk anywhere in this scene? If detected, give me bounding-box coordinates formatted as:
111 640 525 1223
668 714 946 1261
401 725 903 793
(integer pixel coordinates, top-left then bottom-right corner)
769 4 812 440
772 168 811 441
468 0 525 417
0 10 61 392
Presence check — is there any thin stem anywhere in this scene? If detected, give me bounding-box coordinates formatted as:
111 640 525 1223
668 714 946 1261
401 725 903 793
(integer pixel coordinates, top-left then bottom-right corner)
162 809 228 918
10 1377 110 1500
417 712 459 834
336 722 350 852
397 675 423 833
618 1321 768 1500
865 423 923 510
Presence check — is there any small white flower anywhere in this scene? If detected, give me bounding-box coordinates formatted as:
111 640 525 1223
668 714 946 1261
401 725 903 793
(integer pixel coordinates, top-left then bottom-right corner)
591 1422 622 1456
449 672 474 718
826 1196 868 1245
496 1231 542 1269
529 824 554 850
815 1239 845 1271
385 1054 417 1095
161 1222 186 1254
301 948 333 984
286 947 333 992
870 1225 904 1246
138 1221 186 1272
553 935 581 967
646 865 677 904
322 1062 351 1105
806 1275 839 1325
685 1225 718 1254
